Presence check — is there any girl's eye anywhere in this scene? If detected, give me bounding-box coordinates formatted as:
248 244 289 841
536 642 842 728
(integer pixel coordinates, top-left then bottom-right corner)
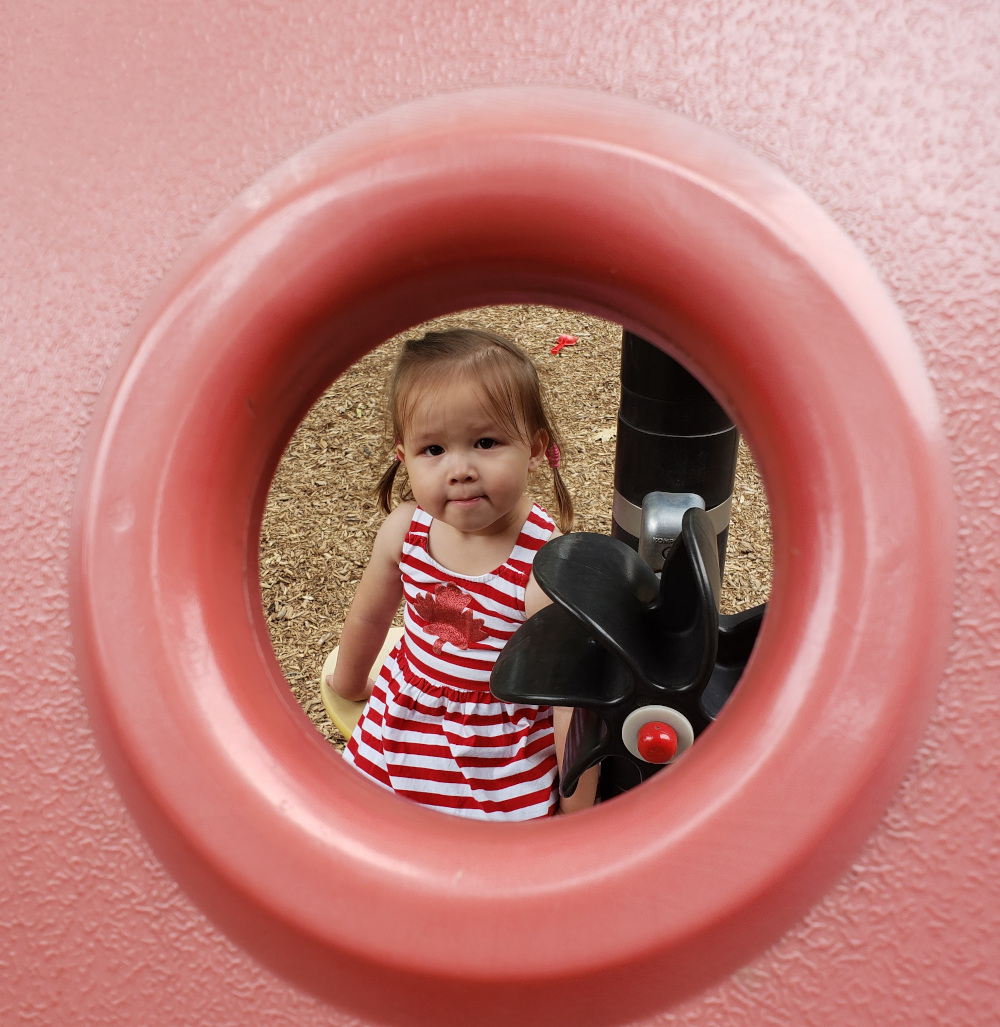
475 438 497 450
423 445 444 456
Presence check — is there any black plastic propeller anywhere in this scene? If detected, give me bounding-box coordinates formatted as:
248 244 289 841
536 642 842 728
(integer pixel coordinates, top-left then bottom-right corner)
491 507 766 798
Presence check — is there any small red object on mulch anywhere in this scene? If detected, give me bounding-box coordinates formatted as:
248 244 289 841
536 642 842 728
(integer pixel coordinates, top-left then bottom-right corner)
551 334 577 355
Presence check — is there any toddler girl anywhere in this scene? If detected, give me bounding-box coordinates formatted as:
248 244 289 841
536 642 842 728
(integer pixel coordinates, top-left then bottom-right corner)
328 328 598 819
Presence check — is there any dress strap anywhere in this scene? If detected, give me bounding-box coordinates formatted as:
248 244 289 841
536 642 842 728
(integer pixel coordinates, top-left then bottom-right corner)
403 505 432 550
494 503 556 587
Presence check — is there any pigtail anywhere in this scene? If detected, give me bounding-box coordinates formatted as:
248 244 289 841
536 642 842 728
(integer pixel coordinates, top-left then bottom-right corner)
544 439 575 533
375 348 409 516
375 460 401 515
551 465 575 533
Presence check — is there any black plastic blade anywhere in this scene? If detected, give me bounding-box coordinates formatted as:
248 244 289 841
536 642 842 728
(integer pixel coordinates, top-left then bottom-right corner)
531 533 663 684
533 532 659 607
598 755 663 800
490 603 632 708
700 603 767 720
717 602 766 664
647 507 721 693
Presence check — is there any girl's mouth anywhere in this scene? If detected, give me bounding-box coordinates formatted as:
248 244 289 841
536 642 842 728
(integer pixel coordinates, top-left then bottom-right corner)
449 496 483 507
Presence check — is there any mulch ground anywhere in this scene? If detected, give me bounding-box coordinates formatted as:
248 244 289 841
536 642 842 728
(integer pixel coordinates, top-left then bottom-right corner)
259 305 772 749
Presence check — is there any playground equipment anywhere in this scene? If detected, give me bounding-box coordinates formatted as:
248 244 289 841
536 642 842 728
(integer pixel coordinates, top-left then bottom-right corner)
7 3 994 1019
67 89 953 1027
612 331 739 569
493 332 766 800
492 510 765 799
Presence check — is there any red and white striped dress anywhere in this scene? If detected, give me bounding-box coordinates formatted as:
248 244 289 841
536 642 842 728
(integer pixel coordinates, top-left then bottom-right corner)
343 503 558 820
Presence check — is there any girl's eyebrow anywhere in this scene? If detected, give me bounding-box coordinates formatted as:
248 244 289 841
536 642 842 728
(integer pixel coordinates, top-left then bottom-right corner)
468 414 508 432
407 433 440 447
409 419 506 442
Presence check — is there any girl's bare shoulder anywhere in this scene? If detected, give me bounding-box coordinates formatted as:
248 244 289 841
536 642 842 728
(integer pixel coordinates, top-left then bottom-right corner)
372 500 417 559
524 524 562 617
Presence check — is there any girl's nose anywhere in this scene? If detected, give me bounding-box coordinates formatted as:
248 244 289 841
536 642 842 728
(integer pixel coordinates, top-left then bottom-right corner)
448 454 477 483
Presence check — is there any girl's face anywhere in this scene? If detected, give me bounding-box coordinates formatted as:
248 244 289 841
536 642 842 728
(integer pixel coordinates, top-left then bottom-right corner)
397 376 546 537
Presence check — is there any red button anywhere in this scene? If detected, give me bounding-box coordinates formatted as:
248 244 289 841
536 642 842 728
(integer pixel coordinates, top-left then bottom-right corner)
636 722 678 763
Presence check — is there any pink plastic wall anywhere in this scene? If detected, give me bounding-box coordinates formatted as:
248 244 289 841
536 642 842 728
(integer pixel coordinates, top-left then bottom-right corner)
2 2 997 1024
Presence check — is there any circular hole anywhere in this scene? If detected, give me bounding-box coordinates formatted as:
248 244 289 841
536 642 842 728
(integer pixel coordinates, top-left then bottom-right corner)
260 303 772 768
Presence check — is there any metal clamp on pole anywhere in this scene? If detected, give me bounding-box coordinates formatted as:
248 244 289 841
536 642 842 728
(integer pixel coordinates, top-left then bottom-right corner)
638 491 706 573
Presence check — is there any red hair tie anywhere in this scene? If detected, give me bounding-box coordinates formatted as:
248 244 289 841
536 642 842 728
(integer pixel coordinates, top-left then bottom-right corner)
545 444 560 470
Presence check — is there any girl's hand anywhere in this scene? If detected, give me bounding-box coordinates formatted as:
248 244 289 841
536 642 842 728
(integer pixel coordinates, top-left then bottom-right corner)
324 672 375 703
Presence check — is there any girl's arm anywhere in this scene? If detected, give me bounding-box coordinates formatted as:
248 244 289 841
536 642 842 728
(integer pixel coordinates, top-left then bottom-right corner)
525 547 600 815
327 502 412 702
552 706 599 814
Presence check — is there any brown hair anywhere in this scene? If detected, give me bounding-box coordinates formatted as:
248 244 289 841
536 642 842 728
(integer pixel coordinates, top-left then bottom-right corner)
375 329 574 531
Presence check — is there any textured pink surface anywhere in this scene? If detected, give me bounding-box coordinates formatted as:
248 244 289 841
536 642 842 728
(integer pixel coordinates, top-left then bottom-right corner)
2 2 998 1025
67 87 955 1026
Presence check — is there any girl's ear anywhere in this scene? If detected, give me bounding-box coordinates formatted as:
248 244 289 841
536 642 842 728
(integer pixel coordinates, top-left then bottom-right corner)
527 430 548 472
394 439 405 464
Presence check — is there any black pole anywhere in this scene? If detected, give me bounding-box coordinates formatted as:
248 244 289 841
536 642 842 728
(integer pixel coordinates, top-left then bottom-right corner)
611 331 739 574
491 330 763 804
601 331 740 799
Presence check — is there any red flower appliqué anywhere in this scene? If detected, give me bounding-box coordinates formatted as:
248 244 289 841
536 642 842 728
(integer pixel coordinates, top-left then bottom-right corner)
412 582 489 654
